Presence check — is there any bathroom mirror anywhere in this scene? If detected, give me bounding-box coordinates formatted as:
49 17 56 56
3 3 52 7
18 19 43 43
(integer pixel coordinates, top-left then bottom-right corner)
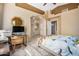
12 17 22 26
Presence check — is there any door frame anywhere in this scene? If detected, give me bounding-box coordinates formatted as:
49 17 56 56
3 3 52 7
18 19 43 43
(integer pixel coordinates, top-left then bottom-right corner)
47 16 61 35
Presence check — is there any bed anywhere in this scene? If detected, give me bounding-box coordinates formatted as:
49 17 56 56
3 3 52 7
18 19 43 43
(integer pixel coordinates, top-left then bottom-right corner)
0 30 10 55
38 35 79 56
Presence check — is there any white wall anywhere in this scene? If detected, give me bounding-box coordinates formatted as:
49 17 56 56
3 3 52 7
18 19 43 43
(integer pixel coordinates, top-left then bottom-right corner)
3 3 43 40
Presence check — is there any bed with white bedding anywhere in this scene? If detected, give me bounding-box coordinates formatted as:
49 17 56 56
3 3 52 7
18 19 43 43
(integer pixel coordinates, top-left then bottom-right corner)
0 30 9 41
38 35 79 56
0 30 10 55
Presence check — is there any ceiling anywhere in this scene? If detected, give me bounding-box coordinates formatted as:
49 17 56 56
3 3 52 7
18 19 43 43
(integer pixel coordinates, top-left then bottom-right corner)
28 3 67 11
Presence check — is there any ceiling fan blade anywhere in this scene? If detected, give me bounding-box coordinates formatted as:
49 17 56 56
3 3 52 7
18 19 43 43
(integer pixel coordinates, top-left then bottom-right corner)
43 3 47 6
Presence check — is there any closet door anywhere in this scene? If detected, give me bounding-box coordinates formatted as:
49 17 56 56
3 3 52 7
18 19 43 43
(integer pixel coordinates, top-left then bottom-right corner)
31 16 40 37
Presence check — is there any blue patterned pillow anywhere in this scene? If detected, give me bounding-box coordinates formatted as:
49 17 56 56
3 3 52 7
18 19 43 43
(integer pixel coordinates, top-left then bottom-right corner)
66 36 78 41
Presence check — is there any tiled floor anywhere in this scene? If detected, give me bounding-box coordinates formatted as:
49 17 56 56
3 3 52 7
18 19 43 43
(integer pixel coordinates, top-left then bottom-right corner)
11 36 53 56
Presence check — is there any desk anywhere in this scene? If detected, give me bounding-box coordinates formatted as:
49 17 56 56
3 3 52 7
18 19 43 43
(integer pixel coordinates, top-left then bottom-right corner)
9 35 27 52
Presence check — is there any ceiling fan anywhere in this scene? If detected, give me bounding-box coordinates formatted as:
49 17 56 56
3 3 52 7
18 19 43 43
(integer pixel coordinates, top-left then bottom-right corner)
43 3 56 6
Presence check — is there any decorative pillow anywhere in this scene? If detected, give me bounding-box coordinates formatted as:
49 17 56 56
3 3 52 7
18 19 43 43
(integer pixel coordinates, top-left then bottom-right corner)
66 36 78 41
75 40 79 44
56 36 77 46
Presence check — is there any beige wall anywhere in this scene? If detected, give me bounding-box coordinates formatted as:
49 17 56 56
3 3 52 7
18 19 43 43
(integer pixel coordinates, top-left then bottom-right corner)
61 8 79 36
39 16 46 36
3 3 43 41
48 8 79 36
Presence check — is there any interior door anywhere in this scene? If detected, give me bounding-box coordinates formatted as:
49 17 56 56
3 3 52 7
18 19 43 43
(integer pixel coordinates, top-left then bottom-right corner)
51 21 57 35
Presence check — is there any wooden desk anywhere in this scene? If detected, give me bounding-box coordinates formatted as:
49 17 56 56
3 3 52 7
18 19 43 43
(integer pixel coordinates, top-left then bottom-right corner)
9 35 27 52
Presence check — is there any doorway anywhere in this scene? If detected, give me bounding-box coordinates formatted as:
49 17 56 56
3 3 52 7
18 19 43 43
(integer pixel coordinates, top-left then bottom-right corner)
51 21 57 35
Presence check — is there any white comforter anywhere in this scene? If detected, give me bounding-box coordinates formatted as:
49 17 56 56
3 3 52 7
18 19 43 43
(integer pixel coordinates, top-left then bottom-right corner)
41 35 79 56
